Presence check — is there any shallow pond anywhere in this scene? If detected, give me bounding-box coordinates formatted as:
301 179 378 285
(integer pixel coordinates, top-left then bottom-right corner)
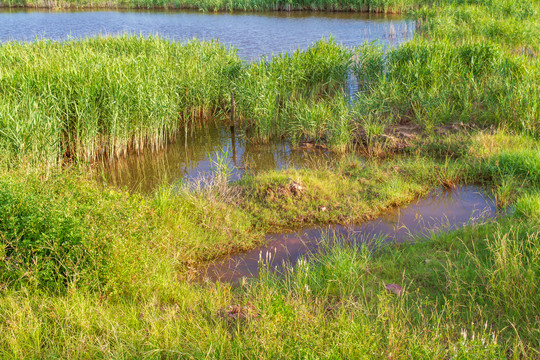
202 186 498 282
99 122 344 192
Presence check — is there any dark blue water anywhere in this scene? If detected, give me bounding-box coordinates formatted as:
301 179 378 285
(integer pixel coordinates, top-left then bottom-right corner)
0 9 414 58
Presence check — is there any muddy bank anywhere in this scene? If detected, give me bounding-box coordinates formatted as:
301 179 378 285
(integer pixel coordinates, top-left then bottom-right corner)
356 122 485 155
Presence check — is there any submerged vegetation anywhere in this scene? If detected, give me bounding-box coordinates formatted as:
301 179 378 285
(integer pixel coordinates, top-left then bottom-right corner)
0 0 539 358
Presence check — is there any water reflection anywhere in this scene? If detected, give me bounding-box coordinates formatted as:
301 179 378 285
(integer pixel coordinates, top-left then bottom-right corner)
202 186 497 282
100 122 342 192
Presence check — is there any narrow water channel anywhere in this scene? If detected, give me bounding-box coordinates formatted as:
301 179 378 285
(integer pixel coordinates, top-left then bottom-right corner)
202 186 497 282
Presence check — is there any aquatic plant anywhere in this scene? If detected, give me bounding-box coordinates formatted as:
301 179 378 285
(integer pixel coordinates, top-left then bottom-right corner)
0 0 422 12
233 38 352 143
352 1 540 135
0 35 242 165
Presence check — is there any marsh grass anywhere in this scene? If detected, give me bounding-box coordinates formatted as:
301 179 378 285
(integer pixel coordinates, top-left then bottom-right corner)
0 35 242 166
0 37 358 166
234 38 352 146
0 0 421 12
0 1 539 358
1 4 538 168
353 0 539 135
0 129 538 357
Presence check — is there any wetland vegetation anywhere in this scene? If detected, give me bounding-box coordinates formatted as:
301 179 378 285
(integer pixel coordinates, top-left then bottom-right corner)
2 0 434 12
0 0 539 358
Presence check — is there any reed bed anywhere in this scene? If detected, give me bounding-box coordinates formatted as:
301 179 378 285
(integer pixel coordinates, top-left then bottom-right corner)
0 0 420 12
353 0 540 136
2 0 538 169
0 35 242 165
0 37 356 166
233 38 352 146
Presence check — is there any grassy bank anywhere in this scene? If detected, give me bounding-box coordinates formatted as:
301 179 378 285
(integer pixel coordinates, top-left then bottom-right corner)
1 130 539 357
1 216 538 358
1 0 539 358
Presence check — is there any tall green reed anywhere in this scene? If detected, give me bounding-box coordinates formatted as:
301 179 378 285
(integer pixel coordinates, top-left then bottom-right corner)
0 35 242 166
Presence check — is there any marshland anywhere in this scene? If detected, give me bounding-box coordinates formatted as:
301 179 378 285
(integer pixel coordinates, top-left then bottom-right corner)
0 0 539 358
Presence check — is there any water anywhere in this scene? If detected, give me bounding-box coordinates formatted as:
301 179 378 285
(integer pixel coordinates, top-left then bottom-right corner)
0 9 414 59
100 122 343 192
1 9 414 191
202 186 498 282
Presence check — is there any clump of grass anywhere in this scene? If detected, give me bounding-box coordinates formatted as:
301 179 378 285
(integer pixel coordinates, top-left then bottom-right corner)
234 38 352 144
0 35 242 166
282 93 352 152
514 191 540 221
352 0 540 135
354 110 392 157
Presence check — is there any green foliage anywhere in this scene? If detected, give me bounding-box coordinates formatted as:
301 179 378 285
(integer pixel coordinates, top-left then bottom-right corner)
515 191 540 220
0 0 421 12
482 148 540 184
2 218 536 358
0 1 539 358
0 37 355 166
353 0 539 134
0 173 101 290
0 168 258 294
353 39 539 132
234 38 352 143
0 36 242 166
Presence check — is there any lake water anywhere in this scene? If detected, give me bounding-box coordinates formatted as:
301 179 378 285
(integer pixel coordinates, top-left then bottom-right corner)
0 9 414 59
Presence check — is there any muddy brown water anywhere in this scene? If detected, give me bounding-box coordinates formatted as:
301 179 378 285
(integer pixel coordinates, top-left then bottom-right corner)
202 186 497 282
99 123 345 192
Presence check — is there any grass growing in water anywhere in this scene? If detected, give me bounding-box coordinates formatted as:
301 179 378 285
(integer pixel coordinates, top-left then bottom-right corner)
0 37 356 166
0 0 539 357
1 0 422 12
0 36 242 164
2 0 539 167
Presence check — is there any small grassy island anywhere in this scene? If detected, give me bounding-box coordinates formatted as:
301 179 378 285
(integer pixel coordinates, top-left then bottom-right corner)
0 0 539 358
